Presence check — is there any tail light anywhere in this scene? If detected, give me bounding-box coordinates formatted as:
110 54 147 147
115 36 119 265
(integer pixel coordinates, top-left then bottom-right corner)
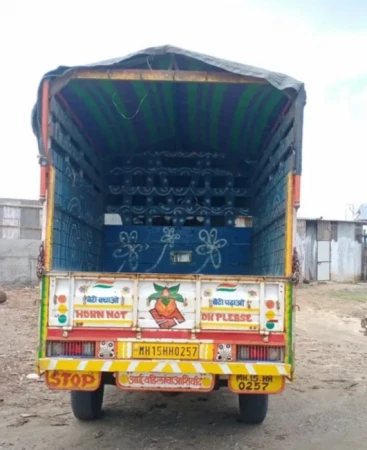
237 345 284 362
46 341 95 358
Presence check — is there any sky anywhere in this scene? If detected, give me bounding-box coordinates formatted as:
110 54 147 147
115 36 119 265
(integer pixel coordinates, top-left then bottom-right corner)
0 0 366 220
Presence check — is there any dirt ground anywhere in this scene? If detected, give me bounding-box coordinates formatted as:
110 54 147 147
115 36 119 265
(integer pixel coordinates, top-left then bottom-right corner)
1 283 367 450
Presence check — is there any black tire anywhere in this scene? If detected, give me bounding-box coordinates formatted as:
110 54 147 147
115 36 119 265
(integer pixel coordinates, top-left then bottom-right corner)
70 385 104 421
238 394 268 424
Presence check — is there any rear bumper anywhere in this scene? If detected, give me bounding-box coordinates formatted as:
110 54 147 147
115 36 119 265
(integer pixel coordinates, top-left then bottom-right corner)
39 358 291 377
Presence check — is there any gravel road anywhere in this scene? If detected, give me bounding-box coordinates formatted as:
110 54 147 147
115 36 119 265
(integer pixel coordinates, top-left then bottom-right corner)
1 283 367 450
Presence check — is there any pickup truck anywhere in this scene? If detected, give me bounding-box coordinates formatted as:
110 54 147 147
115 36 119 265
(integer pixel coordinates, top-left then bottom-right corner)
32 45 306 424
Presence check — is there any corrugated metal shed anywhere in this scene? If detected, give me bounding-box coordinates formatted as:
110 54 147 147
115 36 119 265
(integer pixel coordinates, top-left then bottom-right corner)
296 218 364 283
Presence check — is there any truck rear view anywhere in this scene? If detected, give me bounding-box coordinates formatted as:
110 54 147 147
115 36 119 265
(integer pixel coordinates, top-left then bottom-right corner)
32 46 305 424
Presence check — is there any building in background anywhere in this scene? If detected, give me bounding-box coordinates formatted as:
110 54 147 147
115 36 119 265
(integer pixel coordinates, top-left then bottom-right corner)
0 198 42 284
296 218 366 283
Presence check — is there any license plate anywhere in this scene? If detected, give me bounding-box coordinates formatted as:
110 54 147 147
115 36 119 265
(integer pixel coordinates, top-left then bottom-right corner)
132 343 199 360
228 375 285 394
46 371 101 391
117 372 214 392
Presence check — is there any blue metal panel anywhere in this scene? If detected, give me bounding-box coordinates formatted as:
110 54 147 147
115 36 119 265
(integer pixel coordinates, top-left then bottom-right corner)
103 226 252 275
50 98 104 272
251 143 293 276
52 161 104 271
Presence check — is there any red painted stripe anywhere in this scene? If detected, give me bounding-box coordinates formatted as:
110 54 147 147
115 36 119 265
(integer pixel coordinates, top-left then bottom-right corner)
40 80 50 198
47 328 285 345
142 330 191 339
47 328 136 340
200 332 285 344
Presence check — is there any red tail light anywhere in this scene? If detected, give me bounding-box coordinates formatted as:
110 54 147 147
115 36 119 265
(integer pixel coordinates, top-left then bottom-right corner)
248 346 268 360
66 342 83 355
238 345 285 362
46 341 95 358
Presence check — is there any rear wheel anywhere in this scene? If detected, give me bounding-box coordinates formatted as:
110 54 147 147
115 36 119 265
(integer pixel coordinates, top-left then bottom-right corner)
70 384 104 420
238 394 268 424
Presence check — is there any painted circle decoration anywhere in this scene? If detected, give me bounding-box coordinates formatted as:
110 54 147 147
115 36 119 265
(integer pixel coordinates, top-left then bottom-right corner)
58 304 68 314
119 374 129 385
58 314 67 324
266 322 275 330
266 310 276 320
266 300 275 309
58 295 67 304
201 377 212 389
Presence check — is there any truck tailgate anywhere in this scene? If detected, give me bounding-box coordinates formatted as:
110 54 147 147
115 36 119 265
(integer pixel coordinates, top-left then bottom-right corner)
48 273 285 333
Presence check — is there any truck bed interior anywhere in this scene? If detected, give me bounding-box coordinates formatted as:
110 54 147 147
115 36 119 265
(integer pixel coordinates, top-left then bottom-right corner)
37 48 304 277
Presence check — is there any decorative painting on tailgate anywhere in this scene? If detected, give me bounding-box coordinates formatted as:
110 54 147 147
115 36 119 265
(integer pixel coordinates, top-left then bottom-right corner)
263 283 284 332
49 276 284 332
48 277 134 328
201 282 261 330
138 281 195 329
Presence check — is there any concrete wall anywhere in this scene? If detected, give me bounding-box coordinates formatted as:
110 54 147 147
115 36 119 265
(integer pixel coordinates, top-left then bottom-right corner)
0 199 42 285
0 239 41 284
296 219 363 283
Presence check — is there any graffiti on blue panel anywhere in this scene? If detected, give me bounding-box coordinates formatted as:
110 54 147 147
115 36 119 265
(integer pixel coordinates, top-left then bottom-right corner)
194 229 227 273
146 227 181 273
112 228 227 273
113 230 150 272
104 226 251 275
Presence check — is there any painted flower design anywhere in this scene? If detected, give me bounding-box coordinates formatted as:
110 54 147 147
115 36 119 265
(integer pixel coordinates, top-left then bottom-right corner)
161 227 181 247
145 227 181 273
78 285 89 293
196 229 227 270
122 286 131 295
113 231 149 271
203 289 212 298
248 290 257 298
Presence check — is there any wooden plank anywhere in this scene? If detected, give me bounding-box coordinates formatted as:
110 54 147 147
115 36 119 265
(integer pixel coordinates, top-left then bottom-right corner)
72 69 268 84
50 69 267 95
